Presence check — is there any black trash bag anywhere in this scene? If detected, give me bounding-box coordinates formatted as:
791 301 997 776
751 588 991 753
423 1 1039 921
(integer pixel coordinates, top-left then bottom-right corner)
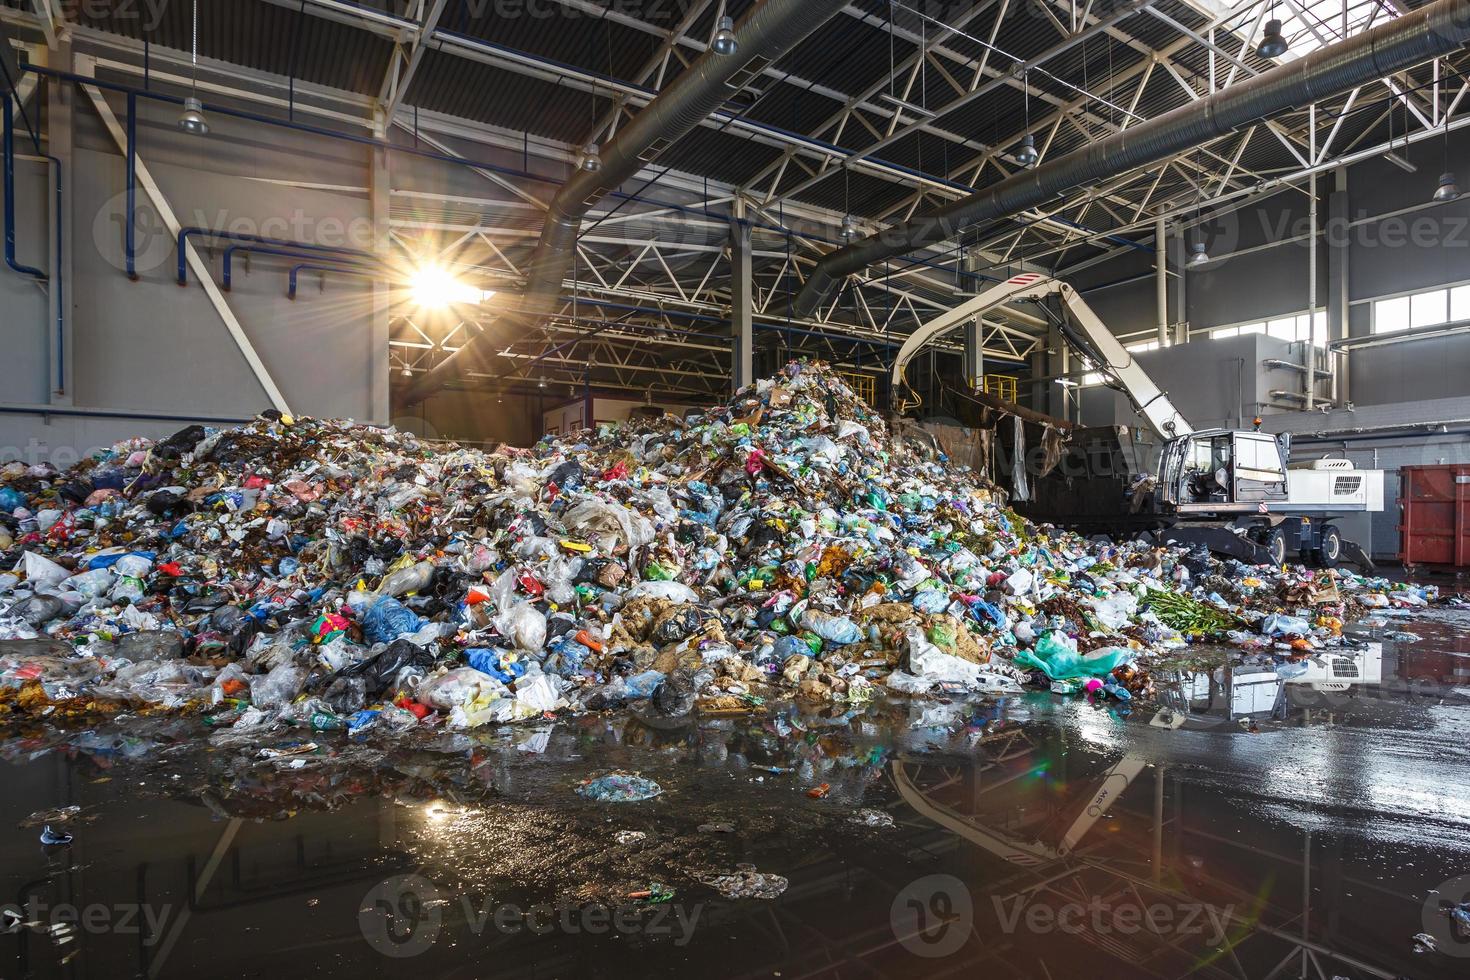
146 490 190 517
545 613 578 643
206 606 257 656
57 479 94 505
547 460 584 492
584 688 626 712
651 606 702 646
154 424 206 460
339 639 438 696
1181 544 1213 578
321 675 368 714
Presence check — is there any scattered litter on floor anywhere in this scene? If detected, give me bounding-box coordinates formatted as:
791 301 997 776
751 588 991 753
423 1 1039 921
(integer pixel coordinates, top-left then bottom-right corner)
576 772 663 802
699 867 789 900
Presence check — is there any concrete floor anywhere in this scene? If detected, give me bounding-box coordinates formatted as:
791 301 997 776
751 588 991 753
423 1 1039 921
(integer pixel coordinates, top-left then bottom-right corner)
0 602 1466 978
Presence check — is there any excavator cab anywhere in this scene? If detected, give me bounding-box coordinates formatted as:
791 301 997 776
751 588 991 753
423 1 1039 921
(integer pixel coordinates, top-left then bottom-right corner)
1158 429 1289 512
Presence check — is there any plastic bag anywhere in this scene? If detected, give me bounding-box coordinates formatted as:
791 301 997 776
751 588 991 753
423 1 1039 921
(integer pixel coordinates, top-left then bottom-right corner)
1014 631 1131 681
1091 593 1137 631
495 602 547 652
624 670 665 698
515 674 562 712
625 581 698 603
378 560 434 597
251 660 307 710
1261 613 1311 637
800 608 863 645
361 595 427 645
417 667 508 711
62 568 115 599
19 552 70 589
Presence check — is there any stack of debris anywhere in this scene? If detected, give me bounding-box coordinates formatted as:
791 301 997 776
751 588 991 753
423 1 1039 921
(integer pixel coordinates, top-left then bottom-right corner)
0 362 1435 735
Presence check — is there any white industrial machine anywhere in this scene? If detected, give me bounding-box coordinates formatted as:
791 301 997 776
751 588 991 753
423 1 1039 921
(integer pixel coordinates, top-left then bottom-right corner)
892 273 1385 566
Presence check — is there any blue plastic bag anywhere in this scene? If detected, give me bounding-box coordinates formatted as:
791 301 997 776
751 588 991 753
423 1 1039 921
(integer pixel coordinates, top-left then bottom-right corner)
361 595 426 645
465 648 526 684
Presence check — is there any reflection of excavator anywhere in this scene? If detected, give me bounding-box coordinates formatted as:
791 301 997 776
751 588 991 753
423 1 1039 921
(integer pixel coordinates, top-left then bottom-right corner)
891 273 1382 568
892 710 1183 864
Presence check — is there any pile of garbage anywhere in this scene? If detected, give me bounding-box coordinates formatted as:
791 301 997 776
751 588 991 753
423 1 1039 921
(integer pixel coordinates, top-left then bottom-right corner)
0 361 1443 736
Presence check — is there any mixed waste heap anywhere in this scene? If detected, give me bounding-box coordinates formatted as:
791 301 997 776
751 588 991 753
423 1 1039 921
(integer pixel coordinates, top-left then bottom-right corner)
0 362 1447 736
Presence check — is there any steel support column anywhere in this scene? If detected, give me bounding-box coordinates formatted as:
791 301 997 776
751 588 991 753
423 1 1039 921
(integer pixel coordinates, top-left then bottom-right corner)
370 134 390 422
44 41 72 403
730 211 753 392
963 318 984 390
1327 169 1349 405
1155 215 1169 347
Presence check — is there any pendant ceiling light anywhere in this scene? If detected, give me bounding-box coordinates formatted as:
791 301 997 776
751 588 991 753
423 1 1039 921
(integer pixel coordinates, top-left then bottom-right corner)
1015 70 1038 167
579 143 602 172
179 0 209 134
712 16 738 56
1256 18 1289 59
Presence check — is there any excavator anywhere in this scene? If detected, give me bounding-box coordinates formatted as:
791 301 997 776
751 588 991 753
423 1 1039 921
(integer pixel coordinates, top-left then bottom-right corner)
891 273 1382 568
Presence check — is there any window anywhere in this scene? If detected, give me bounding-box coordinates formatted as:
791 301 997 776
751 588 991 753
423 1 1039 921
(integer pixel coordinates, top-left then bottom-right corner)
1237 435 1285 480
1411 289 1449 328
1125 340 1160 353
1224 0 1387 62
1453 285 1470 322
1080 371 1104 386
1266 317 1297 340
1372 295 1411 334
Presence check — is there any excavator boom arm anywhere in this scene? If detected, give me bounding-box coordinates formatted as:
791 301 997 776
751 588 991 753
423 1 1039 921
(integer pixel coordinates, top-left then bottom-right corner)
890 274 1193 439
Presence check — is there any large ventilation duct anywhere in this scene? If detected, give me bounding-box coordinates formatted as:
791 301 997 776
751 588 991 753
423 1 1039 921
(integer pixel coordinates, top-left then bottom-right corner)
791 0 1470 319
400 0 849 405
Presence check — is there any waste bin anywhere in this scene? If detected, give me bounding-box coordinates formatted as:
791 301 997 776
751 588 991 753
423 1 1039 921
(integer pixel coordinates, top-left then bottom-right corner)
1398 464 1470 569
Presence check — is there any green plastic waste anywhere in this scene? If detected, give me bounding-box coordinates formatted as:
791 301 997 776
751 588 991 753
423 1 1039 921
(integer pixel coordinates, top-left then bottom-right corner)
1014 630 1131 681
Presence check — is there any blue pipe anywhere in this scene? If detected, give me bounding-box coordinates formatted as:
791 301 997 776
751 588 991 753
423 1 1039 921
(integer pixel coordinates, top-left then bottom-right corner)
126 93 136 280
3 97 47 281
219 242 378 290
288 262 378 299
178 229 373 286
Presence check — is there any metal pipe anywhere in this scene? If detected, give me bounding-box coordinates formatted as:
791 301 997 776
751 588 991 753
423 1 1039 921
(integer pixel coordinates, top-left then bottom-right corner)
397 0 851 406
1306 127 1318 409
791 0 1470 318
125 92 136 279
219 242 377 290
2 96 46 280
289 262 378 299
1155 215 1168 346
1263 358 1331 378
1329 320 1470 350
176 229 373 286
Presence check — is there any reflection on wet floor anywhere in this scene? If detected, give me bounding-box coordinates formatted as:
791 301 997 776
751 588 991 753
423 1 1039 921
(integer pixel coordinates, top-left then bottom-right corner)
2 607 1470 979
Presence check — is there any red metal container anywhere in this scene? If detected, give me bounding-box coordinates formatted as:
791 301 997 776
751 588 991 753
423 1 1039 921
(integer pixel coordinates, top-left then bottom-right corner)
1399 464 1470 568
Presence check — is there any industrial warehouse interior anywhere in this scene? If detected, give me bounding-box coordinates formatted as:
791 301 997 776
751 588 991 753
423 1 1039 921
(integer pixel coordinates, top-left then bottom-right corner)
2 0 1470 976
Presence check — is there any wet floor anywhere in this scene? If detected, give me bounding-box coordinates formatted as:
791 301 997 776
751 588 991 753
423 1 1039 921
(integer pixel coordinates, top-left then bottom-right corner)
2 605 1469 978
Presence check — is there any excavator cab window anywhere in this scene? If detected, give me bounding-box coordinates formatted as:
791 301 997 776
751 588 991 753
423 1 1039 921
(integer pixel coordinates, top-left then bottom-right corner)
1182 435 1233 503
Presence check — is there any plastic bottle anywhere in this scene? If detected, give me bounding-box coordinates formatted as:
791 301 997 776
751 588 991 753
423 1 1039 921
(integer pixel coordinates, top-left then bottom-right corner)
377 561 434 597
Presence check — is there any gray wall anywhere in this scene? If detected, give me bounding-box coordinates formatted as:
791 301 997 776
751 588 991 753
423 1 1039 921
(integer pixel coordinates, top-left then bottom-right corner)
1064 135 1470 559
1 88 386 462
